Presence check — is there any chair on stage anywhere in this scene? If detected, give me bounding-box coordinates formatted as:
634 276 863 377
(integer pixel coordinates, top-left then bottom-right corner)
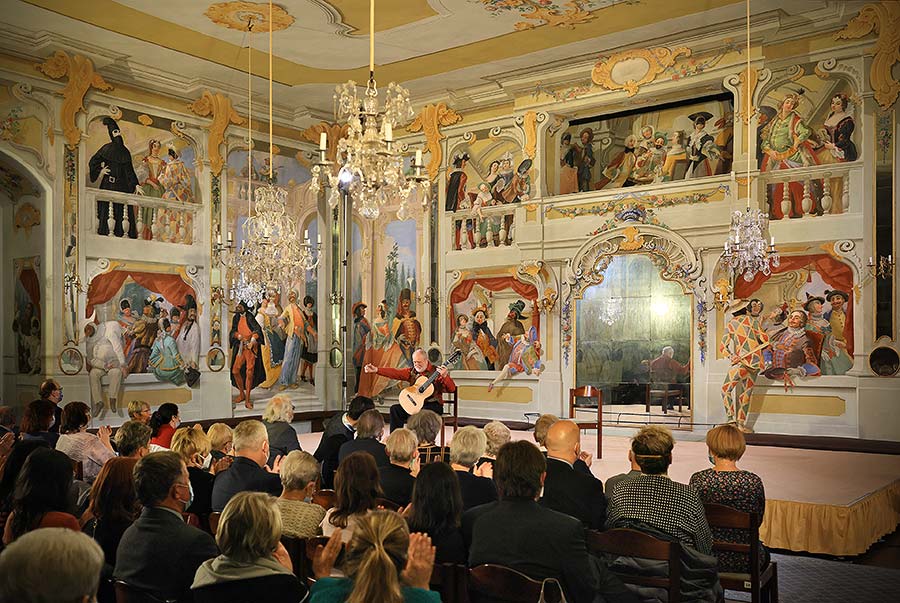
645 366 684 415
704 503 779 603
439 389 459 449
568 385 602 459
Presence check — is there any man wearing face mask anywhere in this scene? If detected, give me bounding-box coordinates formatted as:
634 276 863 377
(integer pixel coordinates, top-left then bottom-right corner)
210 420 283 512
115 452 218 603
34 379 64 434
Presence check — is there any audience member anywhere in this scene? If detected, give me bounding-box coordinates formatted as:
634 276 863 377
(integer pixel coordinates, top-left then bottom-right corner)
171 427 222 516
607 425 713 554
339 409 389 467
84 457 140 575
19 398 60 447
211 420 282 512
127 400 152 424
0 432 11 480
34 379 64 434
0 406 17 437
314 396 375 489
263 395 301 465
406 461 466 564
114 451 218 603
207 422 234 461
541 419 606 530
321 452 382 543
192 492 304 603
476 420 510 474
310 510 438 603
0 528 105 603
407 409 448 464
449 426 497 510
3 447 79 544
0 440 48 535
149 402 181 449
55 401 116 482
114 420 152 459
690 424 768 572
604 448 642 499
379 428 419 507
464 440 637 603
532 413 559 452
277 450 326 538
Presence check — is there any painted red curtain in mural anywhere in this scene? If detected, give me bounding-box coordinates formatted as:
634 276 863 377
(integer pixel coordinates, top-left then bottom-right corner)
449 277 540 335
734 253 854 354
18 268 41 319
85 270 195 318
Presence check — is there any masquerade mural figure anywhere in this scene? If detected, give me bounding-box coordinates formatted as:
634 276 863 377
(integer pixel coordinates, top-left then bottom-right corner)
84 320 127 418
496 300 528 367
150 317 186 386
487 326 543 393
393 288 422 368
88 116 143 237
352 302 370 395
126 296 162 375
763 309 822 384
256 295 286 389
684 111 722 179
720 299 770 433
278 290 309 390
299 295 319 386
230 300 266 409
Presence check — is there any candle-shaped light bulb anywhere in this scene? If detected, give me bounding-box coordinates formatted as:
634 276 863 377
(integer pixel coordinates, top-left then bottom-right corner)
304 229 309 243
415 150 423 166
770 236 775 246
317 232 321 245
869 256 875 265
384 122 393 142
319 132 327 151
217 232 222 245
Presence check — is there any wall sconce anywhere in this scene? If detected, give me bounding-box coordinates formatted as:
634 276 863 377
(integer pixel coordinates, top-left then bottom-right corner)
868 255 895 279
329 291 344 306
420 286 438 306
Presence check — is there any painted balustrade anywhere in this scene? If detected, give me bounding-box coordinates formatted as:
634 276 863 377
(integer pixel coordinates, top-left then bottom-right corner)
759 162 857 219
86 188 197 245
449 203 517 250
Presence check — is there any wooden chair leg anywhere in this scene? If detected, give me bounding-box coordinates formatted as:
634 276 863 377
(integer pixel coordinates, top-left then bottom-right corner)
439 417 445 449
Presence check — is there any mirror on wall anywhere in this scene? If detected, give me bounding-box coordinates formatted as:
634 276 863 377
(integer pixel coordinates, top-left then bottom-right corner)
575 254 692 429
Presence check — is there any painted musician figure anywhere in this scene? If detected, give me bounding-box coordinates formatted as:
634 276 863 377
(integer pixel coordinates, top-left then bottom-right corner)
364 348 457 432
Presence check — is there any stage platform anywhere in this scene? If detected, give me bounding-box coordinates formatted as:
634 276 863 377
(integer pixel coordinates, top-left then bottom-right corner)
297 427 900 557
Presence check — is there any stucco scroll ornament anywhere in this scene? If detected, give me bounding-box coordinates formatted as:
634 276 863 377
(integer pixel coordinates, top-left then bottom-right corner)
408 104 462 182
725 66 772 126
14 202 41 235
188 91 244 175
516 260 559 314
515 111 545 160
592 46 692 97
205 1 295 32
35 51 113 148
836 2 900 110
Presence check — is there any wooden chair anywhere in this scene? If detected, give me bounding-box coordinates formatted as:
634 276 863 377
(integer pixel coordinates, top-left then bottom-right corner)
311 489 336 510
568 385 602 459
586 528 682 603
375 497 401 511
207 511 221 536
468 564 564 603
113 581 175 603
704 503 779 603
439 389 459 449
72 460 84 481
280 536 334 583
430 563 463 603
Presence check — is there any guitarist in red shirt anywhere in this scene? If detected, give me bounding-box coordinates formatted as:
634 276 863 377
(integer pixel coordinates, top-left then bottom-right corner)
364 348 456 431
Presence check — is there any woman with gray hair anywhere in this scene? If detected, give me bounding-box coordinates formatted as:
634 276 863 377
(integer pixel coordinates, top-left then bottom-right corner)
192 491 304 602
277 450 326 538
263 394 301 465
407 409 448 464
476 421 510 474
449 426 497 510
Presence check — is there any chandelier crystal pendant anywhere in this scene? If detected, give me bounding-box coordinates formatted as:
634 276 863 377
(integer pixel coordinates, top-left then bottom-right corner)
310 0 428 220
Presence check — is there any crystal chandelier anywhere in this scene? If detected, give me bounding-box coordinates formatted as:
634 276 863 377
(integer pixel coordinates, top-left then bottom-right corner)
598 297 624 326
310 0 428 220
215 1 320 301
723 0 778 283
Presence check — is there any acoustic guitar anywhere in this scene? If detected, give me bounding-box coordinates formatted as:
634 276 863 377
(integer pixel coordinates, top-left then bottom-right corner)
398 349 461 416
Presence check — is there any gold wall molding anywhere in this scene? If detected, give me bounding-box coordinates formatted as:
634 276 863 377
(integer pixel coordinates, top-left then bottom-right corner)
592 46 691 97
13 201 41 234
205 1 294 32
187 91 243 175
733 66 765 125
301 121 349 168
35 51 113 148
519 110 538 160
408 103 462 182
836 1 900 110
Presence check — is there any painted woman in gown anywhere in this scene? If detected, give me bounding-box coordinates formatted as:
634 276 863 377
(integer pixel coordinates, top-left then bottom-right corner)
817 94 856 214
255 297 284 388
149 318 186 386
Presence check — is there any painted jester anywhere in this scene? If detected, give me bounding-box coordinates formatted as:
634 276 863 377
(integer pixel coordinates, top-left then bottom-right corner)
720 299 770 433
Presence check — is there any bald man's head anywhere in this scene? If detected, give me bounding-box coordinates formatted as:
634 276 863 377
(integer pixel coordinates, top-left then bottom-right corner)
545 420 581 463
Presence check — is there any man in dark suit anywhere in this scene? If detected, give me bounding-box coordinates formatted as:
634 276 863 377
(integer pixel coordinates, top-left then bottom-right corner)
115 452 218 603
541 420 606 530
464 440 637 603
211 420 282 511
378 428 418 506
450 426 497 511
314 396 375 488
34 379 63 434
338 409 389 467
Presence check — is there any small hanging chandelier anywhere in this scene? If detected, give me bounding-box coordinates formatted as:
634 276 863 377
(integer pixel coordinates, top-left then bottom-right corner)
216 1 320 302
310 0 428 220
722 0 779 282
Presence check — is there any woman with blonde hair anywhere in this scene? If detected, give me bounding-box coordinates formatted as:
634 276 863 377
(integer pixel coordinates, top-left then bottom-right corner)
171 427 229 516
310 510 438 603
192 491 303 602
263 395 301 465
475 420 510 474
206 423 233 461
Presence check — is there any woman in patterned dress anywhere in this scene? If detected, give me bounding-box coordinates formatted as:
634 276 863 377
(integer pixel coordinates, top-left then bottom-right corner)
689 424 768 573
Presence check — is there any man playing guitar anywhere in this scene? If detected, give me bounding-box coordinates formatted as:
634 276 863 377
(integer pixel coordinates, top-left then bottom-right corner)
364 348 456 431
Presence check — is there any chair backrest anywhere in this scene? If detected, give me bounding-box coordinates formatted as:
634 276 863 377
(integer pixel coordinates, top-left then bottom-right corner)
312 489 336 510
72 459 84 481
207 511 221 536
376 497 401 511
569 385 601 406
430 563 462 603
114 581 175 603
281 536 310 581
704 502 761 577
586 528 681 602
468 564 562 603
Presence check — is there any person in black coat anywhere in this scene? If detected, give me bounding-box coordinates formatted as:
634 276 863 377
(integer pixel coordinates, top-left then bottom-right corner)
338 409 389 467
378 428 418 507
406 461 467 564
88 116 141 237
449 426 497 511
230 301 266 409
114 452 218 603
540 420 606 530
314 396 375 489
463 441 637 603
211 421 282 512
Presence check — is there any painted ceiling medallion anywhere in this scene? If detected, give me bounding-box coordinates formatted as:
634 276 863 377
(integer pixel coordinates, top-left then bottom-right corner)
205 1 295 32
477 0 595 30
592 46 691 96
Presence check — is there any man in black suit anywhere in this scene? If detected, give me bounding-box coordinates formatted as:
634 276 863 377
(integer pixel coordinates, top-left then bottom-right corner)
211 420 282 511
314 396 374 488
541 420 606 530
450 426 497 511
34 379 63 434
338 409 389 467
115 452 218 603
464 440 637 603
378 428 419 506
